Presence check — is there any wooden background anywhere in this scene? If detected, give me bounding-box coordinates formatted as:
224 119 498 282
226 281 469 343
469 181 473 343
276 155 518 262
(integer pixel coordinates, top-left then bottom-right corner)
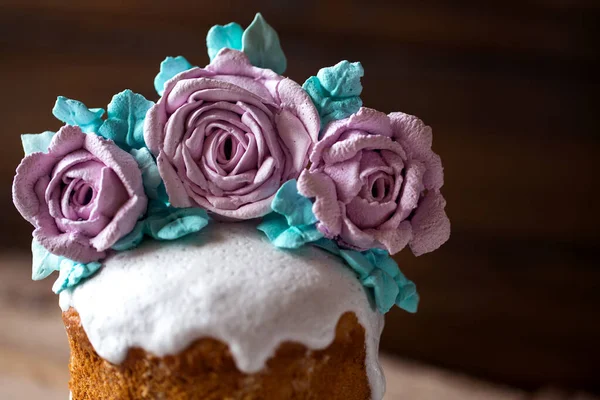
0 0 598 395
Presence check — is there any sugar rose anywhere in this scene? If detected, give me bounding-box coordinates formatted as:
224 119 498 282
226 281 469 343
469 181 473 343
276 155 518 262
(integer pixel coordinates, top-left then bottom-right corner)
13 125 147 262
145 49 319 220
298 107 450 256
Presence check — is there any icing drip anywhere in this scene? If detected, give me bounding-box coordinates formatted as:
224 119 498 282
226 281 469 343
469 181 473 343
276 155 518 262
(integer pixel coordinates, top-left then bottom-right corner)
60 221 385 399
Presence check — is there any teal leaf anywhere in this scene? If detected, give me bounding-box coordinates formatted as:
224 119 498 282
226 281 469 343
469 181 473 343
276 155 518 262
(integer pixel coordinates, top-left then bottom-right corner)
52 259 102 294
154 56 194 96
302 61 364 130
257 213 323 249
130 148 167 202
97 89 155 150
112 201 209 250
394 272 419 313
144 205 210 241
52 96 104 133
338 249 375 280
111 222 146 251
317 60 364 97
311 240 419 314
242 13 287 74
271 180 317 226
31 239 62 280
206 22 244 61
257 180 323 249
21 131 55 155
362 268 400 314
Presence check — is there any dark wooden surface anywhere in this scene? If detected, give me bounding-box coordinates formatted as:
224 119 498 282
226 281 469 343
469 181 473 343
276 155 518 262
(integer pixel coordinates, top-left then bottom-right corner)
0 0 598 394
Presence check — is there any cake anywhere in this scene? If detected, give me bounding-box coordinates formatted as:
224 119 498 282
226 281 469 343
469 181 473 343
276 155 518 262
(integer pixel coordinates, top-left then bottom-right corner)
12 13 450 400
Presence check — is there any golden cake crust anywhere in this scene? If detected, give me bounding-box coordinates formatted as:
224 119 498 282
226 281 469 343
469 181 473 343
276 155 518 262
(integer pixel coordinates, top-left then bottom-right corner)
63 308 371 400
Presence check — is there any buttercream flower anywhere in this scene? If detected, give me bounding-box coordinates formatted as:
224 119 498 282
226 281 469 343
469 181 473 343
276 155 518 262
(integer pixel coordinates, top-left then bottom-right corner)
144 49 319 219
298 107 450 256
13 125 147 263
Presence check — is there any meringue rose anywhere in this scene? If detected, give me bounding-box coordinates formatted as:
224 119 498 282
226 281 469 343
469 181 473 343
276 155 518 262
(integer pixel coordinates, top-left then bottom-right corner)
144 49 319 219
298 107 450 256
13 125 147 263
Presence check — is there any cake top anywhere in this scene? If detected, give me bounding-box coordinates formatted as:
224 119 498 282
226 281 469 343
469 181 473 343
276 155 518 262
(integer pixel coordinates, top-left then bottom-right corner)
12 13 450 315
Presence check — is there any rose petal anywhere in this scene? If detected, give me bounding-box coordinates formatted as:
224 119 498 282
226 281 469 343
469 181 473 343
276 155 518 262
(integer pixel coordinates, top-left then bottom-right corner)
366 220 413 255
389 112 444 190
297 169 342 237
322 153 362 204
275 108 312 178
157 151 193 208
409 190 450 256
345 196 397 229
310 107 393 167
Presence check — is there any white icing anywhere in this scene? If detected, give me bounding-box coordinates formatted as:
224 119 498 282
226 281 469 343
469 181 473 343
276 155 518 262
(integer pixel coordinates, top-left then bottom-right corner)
60 221 385 399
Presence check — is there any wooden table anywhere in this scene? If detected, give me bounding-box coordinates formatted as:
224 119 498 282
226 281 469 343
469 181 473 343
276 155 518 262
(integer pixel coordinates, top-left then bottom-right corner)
0 254 596 400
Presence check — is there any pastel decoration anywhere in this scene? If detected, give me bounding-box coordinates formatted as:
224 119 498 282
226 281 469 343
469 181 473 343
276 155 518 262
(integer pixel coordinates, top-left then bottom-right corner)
31 239 62 280
112 200 209 251
257 180 323 249
242 13 287 74
52 258 102 294
303 61 364 129
130 148 167 202
12 125 148 263
298 107 450 256
52 96 105 133
21 131 55 155
97 89 155 150
313 239 419 314
206 23 243 61
144 49 319 220
154 56 194 96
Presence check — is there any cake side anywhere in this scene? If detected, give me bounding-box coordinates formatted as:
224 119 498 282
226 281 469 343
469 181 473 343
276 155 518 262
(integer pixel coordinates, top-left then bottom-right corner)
64 309 371 400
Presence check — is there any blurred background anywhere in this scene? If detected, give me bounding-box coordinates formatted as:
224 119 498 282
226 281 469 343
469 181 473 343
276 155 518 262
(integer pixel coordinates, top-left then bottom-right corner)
0 0 598 399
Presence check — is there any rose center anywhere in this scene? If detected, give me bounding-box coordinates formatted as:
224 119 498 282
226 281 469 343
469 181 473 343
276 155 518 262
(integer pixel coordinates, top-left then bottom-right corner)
223 136 233 161
370 176 391 202
73 183 94 206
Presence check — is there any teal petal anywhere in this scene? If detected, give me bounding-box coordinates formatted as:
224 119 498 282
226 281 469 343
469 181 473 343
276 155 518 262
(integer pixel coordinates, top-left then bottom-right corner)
130 148 166 202
206 22 244 61
154 56 194 96
365 249 399 278
394 272 419 313
317 60 363 97
271 180 317 226
21 131 55 155
145 206 210 241
52 96 104 133
241 13 287 74
338 249 376 280
302 61 364 130
31 239 62 280
111 221 146 251
97 89 154 150
258 180 323 249
113 201 209 250
362 269 400 314
52 259 102 294
313 238 342 256
257 214 323 249
257 213 289 243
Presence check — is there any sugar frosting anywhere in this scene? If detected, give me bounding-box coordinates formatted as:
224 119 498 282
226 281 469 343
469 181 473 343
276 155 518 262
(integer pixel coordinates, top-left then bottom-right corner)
59 221 386 399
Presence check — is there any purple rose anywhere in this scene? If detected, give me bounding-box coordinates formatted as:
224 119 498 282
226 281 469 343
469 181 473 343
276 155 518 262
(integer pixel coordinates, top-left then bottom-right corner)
144 49 319 220
298 107 450 256
13 125 147 262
